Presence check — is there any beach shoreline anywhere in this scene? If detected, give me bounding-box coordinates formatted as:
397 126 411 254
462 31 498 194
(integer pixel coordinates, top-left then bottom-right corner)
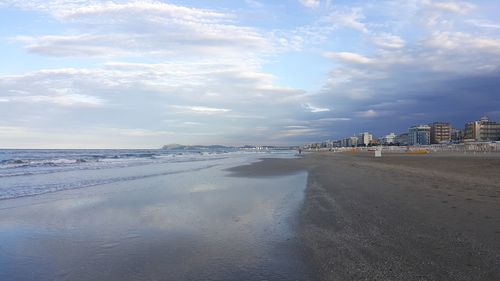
229 152 500 281
0 153 311 281
2 151 500 280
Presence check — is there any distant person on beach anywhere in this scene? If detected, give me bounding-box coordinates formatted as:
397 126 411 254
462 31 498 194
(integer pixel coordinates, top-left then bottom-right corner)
298 149 302 154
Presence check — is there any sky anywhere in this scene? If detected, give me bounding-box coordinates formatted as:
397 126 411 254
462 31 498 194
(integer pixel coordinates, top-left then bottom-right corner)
1 0 500 148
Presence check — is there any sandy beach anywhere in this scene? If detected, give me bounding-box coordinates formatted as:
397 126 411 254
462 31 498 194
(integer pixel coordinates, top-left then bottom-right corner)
229 152 500 281
2 151 500 280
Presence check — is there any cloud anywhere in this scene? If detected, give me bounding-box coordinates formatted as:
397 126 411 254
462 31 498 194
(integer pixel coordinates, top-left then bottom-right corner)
317 117 351 122
466 19 500 29
172 105 231 115
13 34 141 57
272 128 324 139
425 0 476 15
326 8 368 33
308 0 500 139
2 0 500 146
357 109 379 118
418 0 477 27
299 0 320 9
305 103 330 113
0 59 309 146
425 31 500 54
245 0 263 8
1 76 105 107
6 93 104 107
118 128 173 137
7 1 272 59
324 52 375 64
372 33 405 49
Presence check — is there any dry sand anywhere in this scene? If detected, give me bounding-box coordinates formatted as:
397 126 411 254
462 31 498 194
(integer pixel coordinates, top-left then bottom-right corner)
229 152 500 281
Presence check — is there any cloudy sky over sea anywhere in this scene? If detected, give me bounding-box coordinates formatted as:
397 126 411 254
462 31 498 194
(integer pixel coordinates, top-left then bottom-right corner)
1 0 500 148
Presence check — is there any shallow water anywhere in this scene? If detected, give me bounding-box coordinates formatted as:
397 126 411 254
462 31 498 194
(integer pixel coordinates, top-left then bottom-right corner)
0 149 292 200
0 156 310 281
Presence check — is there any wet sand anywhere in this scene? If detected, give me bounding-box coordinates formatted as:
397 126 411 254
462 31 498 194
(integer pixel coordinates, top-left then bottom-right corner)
229 152 500 281
0 159 311 281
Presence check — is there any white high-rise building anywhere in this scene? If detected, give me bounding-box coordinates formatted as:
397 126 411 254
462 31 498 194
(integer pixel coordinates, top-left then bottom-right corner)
382 133 397 145
357 132 373 146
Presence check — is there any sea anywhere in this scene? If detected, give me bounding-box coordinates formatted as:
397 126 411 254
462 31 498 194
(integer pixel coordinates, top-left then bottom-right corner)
0 148 311 280
0 148 294 200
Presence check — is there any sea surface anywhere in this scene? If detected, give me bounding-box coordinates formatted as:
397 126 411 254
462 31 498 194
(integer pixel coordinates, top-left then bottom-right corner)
0 148 291 200
0 148 311 280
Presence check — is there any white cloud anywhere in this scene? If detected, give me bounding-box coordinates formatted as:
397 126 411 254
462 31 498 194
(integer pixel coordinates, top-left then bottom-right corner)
272 128 324 139
11 94 104 107
466 19 500 29
2 0 229 21
357 109 379 118
1 85 104 107
56 1 228 21
372 33 405 49
182 122 201 126
305 103 330 113
326 8 368 33
13 34 140 57
245 0 263 8
0 58 310 146
7 1 272 59
425 0 476 15
426 31 500 53
324 52 375 64
317 117 351 122
172 105 231 115
299 0 320 9
118 128 173 137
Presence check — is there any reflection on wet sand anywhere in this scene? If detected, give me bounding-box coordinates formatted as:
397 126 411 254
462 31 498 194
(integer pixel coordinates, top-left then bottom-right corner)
0 162 310 281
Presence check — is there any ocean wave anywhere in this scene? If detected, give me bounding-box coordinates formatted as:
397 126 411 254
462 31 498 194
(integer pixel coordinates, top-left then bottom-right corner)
0 155 228 178
0 163 221 201
0 149 297 201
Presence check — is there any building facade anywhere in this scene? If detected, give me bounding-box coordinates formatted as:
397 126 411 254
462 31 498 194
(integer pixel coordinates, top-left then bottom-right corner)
465 116 500 141
451 128 464 142
382 133 397 145
396 133 409 146
357 132 373 146
341 138 349 147
408 125 431 145
348 136 358 147
430 122 451 144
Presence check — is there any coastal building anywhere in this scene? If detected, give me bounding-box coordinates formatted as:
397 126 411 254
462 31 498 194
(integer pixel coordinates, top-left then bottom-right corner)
430 122 451 144
396 133 409 146
408 125 431 145
321 140 329 148
332 140 342 147
322 140 338 148
382 133 397 145
357 132 373 146
341 138 350 147
451 128 465 142
465 116 500 142
348 136 358 147
370 138 381 146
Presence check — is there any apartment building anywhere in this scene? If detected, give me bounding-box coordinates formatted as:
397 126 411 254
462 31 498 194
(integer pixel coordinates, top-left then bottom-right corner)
408 125 431 145
430 122 451 144
465 116 500 141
